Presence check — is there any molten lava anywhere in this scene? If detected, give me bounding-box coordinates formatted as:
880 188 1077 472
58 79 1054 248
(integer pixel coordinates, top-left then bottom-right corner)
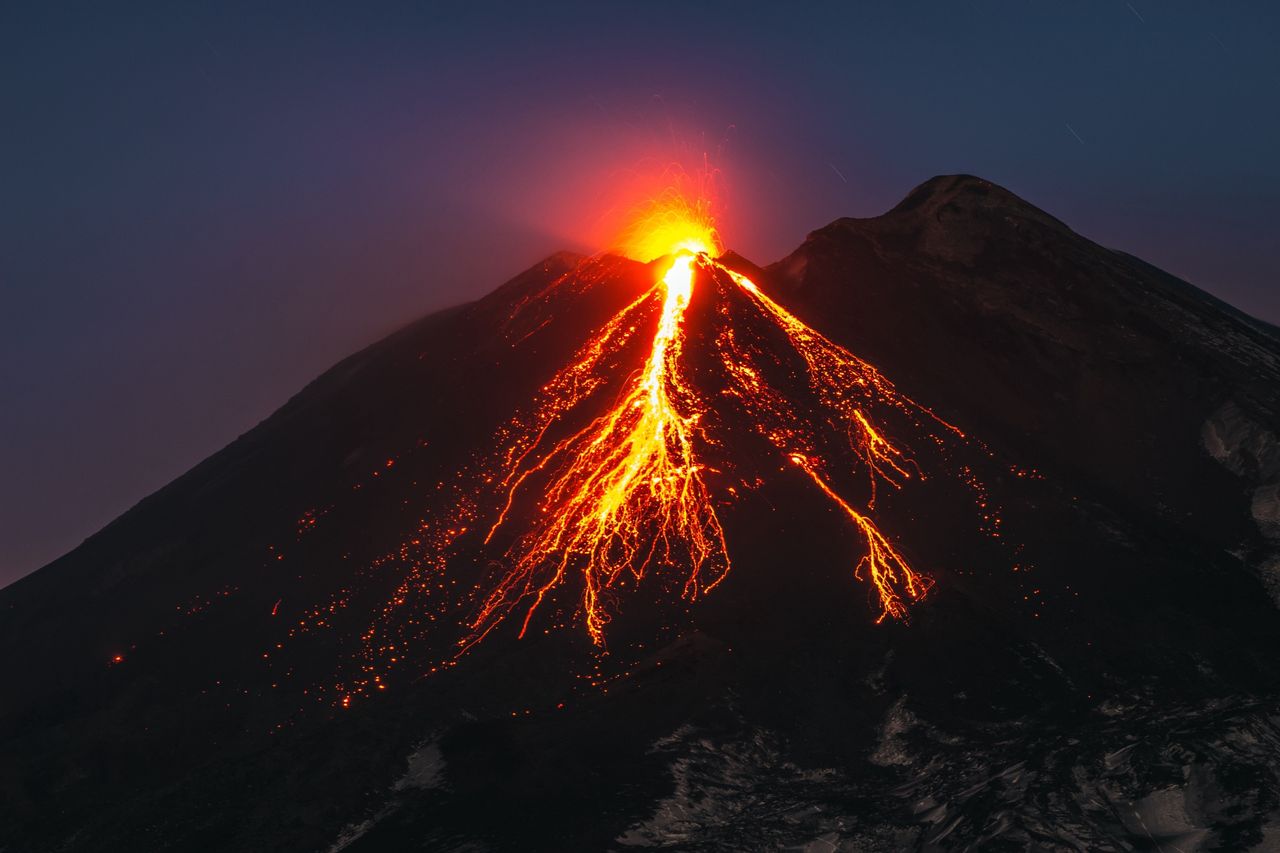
279 182 1008 706
466 231 960 649
471 252 729 648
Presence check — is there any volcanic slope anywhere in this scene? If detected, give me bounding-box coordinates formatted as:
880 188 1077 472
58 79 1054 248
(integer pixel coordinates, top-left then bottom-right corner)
4 175 1280 851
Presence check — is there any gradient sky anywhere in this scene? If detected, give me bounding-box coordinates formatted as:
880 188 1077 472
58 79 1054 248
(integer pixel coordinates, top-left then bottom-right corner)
3 1 1279 587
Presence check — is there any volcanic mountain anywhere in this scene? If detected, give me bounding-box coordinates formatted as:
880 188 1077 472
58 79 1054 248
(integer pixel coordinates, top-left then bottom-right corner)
5 175 1280 851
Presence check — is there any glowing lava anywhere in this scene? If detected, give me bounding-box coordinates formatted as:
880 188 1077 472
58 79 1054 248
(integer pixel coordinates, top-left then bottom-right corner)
471 251 729 648
467 233 957 648
789 453 934 622
284 181 1004 707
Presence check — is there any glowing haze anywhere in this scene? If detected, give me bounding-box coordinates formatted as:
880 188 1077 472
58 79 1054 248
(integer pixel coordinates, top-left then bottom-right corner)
611 166 723 261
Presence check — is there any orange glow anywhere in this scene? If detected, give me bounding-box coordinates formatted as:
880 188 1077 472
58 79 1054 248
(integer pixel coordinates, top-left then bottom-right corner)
613 187 722 261
603 158 724 262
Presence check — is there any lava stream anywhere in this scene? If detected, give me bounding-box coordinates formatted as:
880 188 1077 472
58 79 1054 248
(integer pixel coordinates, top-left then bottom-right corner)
467 250 954 649
469 253 729 649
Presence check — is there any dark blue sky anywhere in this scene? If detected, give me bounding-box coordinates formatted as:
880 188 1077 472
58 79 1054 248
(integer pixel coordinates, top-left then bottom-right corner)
3 1 1278 586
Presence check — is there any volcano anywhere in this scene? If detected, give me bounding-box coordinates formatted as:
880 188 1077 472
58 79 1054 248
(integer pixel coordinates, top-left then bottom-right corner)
5 175 1280 851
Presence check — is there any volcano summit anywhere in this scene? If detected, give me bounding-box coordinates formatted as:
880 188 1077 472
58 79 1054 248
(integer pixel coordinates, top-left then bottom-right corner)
4 175 1280 851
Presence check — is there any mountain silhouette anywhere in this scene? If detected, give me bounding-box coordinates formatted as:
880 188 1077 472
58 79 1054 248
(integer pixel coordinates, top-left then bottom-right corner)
4 175 1280 851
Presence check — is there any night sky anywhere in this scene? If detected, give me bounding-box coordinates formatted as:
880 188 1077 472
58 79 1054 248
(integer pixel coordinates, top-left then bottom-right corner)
3 1 1278 587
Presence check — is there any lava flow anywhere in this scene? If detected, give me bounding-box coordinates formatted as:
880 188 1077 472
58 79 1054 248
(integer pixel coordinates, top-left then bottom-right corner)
462 199 961 650
470 250 730 648
279 184 1001 707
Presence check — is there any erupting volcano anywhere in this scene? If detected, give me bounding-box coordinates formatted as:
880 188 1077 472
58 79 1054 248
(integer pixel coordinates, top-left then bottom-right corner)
9 175 1280 852
309 186 1005 703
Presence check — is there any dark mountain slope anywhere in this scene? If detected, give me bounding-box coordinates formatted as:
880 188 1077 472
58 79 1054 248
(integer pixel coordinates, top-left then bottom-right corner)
767 174 1280 573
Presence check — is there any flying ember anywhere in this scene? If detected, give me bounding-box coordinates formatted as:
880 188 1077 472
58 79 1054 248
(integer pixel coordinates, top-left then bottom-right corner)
614 181 723 261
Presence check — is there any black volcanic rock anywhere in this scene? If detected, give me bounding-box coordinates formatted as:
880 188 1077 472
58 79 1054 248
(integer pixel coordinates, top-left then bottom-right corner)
4 176 1280 852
